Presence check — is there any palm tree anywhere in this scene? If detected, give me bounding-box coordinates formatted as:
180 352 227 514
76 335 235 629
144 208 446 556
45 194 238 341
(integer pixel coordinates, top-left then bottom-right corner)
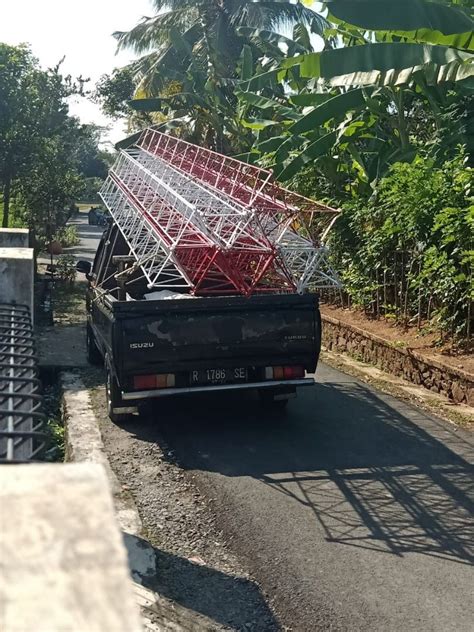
114 1 326 148
115 1 325 60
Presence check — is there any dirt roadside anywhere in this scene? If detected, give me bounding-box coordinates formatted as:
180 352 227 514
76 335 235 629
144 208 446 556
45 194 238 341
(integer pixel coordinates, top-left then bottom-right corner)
320 304 473 374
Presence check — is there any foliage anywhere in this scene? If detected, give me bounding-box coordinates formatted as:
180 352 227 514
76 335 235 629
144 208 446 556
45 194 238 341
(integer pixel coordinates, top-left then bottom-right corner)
55 254 77 284
236 1 473 190
74 124 113 179
54 225 80 248
99 1 473 341
95 66 136 118
0 43 109 244
324 0 474 50
41 379 65 462
0 44 42 228
95 66 154 131
104 1 324 148
15 135 84 245
327 150 473 339
80 177 105 204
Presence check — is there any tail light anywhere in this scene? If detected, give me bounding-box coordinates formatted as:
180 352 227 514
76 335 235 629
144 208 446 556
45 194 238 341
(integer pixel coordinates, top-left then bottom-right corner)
133 374 175 390
264 366 305 380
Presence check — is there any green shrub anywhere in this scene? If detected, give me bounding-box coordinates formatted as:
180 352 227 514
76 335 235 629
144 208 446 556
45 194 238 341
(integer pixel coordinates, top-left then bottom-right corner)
55 225 80 248
55 254 76 284
42 380 65 462
327 148 473 341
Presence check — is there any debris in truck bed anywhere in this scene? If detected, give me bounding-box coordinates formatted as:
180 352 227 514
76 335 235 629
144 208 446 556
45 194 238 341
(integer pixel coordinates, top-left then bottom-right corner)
144 290 196 301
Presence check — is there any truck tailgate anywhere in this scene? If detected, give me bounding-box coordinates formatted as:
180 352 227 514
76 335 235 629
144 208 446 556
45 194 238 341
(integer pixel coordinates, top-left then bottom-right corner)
113 294 320 376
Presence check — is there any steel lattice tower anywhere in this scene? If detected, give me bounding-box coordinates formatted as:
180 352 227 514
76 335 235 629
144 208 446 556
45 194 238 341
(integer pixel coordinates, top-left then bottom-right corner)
100 130 341 296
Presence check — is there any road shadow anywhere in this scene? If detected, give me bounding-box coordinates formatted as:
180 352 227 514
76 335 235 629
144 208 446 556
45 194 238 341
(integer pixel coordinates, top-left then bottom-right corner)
124 533 280 631
129 379 474 567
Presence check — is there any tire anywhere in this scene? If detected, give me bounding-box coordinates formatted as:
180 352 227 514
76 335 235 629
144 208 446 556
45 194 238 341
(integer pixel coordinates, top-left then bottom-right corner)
106 363 133 424
86 323 102 365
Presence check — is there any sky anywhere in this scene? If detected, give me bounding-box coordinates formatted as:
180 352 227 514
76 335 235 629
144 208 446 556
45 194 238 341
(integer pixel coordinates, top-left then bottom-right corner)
0 0 153 146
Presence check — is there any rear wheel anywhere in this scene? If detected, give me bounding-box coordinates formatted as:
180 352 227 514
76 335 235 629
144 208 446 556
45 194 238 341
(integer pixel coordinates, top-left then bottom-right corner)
86 323 102 365
106 363 134 424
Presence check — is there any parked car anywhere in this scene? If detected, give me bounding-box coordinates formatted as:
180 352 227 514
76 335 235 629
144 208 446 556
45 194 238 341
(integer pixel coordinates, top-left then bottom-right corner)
88 207 110 226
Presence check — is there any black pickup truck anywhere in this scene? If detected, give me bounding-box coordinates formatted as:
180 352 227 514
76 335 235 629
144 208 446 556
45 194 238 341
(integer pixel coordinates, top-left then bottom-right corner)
77 227 321 422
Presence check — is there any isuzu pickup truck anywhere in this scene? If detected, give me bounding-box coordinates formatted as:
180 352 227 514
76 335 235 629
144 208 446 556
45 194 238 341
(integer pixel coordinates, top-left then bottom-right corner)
77 225 320 422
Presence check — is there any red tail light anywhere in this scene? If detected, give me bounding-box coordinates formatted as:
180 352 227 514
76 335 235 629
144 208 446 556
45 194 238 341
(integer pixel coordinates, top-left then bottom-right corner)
133 374 175 390
265 366 305 380
284 366 305 379
133 375 156 390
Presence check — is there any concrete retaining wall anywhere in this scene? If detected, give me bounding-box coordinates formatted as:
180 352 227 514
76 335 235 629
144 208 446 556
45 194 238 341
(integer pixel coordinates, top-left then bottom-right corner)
0 247 34 319
0 228 29 248
321 314 473 407
0 463 142 632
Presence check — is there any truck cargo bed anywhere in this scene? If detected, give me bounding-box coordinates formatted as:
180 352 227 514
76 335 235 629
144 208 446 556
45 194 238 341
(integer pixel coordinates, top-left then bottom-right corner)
110 293 321 379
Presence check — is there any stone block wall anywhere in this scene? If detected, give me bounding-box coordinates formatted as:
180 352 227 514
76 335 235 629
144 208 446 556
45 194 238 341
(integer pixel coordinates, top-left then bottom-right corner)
321 314 473 406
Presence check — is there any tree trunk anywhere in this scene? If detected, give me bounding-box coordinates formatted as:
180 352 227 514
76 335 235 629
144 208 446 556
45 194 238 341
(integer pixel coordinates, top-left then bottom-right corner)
403 257 416 329
376 267 380 318
394 253 398 312
467 267 472 342
395 89 410 151
417 260 422 330
467 295 471 342
2 174 11 228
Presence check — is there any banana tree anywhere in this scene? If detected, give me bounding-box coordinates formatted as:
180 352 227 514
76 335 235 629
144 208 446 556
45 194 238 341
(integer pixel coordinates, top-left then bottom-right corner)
237 0 473 192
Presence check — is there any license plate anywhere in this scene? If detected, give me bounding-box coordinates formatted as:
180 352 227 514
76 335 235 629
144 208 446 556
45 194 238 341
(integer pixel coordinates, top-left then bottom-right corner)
190 367 247 385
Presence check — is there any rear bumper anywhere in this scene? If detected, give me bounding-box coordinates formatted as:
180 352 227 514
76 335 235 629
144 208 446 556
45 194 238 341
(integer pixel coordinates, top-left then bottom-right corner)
121 377 314 401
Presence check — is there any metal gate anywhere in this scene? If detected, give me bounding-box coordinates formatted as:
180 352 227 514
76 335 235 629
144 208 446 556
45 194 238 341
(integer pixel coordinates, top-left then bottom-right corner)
0 304 45 463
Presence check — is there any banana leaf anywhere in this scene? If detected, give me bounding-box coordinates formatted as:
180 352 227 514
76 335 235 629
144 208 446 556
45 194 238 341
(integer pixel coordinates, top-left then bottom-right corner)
277 131 338 180
237 27 310 55
237 91 300 119
280 43 473 87
290 89 367 134
325 1 473 32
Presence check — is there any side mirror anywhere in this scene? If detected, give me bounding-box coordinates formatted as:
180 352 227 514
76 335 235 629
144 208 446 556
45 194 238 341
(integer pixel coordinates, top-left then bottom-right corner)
76 260 92 275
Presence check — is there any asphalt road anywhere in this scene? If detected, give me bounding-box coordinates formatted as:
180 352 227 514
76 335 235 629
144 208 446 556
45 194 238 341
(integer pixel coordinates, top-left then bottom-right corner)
73 211 474 630
66 211 105 262
137 365 474 632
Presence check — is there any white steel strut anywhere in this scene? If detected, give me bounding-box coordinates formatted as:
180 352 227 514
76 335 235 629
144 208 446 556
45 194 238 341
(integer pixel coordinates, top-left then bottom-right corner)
100 176 193 289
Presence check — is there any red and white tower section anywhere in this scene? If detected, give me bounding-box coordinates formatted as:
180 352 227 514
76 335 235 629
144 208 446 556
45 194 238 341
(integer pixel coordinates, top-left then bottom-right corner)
100 129 341 297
